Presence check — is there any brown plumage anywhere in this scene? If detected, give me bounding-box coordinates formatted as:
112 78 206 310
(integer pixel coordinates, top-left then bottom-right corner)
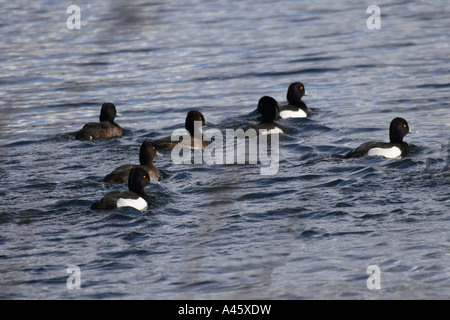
101 141 159 183
154 110 209 150
75 103 123 140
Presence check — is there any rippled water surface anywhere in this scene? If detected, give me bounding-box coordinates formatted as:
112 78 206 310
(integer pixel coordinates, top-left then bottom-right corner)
1 0 449 299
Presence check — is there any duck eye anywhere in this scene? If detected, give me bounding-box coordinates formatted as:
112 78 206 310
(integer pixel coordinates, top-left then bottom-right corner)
300 86 303 90
403 124 407 128
143 175 146 179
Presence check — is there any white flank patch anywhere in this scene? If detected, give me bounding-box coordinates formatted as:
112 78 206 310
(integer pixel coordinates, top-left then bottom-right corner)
117 197 148 211
259 127 284 135
367 146 401 159
279 109 307 119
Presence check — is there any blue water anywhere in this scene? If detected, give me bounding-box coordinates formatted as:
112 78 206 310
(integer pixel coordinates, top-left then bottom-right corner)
1 0 449 299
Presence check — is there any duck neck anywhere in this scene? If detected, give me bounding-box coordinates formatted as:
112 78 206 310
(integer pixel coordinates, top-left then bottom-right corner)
390 130 403 143
130 184 146 197
128 184 139 195
187 125 203 139
99 115 115 124
140 155 154 167
287 92 302 106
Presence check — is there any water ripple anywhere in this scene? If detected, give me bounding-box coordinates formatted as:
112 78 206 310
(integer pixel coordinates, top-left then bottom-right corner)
0 0 449 300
